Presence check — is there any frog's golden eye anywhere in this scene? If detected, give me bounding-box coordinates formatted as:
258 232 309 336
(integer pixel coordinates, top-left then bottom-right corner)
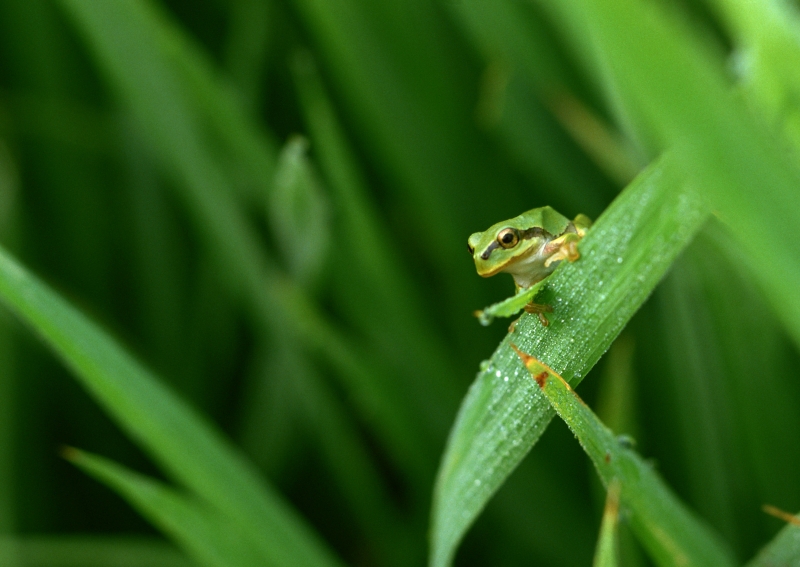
467 242 475 255
497 228 519 249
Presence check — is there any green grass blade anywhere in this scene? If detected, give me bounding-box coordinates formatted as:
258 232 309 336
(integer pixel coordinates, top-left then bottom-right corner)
65 449 266 567
289 0 508 290
270 136 330 286
515 349 736 567
709 0 800 141
56 0 433 485
223 0 272 114
291 52 461 436
444 0 619 210
289 349 418 567
430 154 709 567
0 536 195 567
0 245 344 567
552 0 800 349
593 482 620 567
747 511 800 567
0 140 17 534
651 226 800 554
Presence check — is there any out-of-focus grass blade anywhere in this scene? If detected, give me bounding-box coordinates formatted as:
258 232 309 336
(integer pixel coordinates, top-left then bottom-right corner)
430 155 709 567
593 481 620 567
289 346 418 567
444 0 620 210
700 227 800 514
270 137 330 287
223 0 272 113
514 348 736 567
0 535 195 567
2 93 119 156
0 245 344 567
594 335 637 440
291 52 460 439
653 225 800 554
57 0 432 486
289 0 507 287
657 256 745 545
709 0 800 145
553 0 800 349
98 0 279 203
491 77 613 215
746 509 800 567
65 449 265 567
0 140 17 534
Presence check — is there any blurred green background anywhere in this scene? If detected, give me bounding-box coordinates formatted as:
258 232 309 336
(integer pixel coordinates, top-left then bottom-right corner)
0 0 799 565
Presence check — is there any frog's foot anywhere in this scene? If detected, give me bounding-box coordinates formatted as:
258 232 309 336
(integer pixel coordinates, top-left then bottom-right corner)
508 317 520 334
524 301 553 326
543 233 582 268
573 214 592 237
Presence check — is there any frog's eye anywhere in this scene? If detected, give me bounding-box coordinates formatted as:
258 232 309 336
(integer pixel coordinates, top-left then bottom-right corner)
497 228 519 249
467 242 475 255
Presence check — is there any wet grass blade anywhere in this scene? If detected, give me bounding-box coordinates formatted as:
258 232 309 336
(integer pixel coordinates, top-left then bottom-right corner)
430 154 709 567
514 347 736 567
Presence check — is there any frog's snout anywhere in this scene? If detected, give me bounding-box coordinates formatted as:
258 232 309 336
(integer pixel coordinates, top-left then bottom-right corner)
467 233 482 257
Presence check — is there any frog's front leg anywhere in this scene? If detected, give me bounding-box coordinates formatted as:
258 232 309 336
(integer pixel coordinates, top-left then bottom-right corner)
543 232 583 268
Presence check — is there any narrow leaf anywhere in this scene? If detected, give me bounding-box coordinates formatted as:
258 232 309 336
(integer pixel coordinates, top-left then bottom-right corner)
65 449 265 567
593 481 621 567
270 136 330 286
557 0 800 349
0 244 343 567
514 347 736 567
430 154 709 567
57 0 433 485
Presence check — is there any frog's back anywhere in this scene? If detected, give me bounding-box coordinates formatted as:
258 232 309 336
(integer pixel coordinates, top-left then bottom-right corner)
517 206 571 237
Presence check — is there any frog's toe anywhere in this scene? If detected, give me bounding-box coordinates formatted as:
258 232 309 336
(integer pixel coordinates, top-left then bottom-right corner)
524 301 552 326
544 239 581 267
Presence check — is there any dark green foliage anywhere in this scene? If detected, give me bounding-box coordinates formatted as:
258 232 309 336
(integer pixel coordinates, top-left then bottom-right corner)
0 0 799 566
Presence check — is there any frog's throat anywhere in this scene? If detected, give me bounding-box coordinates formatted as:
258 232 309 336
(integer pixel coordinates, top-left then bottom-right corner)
476 243 542 278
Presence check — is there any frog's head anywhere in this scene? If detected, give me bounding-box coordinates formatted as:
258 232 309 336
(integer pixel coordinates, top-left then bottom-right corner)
467 220 547 278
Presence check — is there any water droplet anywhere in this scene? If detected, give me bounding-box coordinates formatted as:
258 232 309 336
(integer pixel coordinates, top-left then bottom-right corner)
617 257 623 263
495 370 502 378
503 376 509 382
479 360 490 372
474 478 482 486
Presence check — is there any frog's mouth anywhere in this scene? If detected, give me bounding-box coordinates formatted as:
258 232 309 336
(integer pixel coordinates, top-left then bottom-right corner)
475 245 539 278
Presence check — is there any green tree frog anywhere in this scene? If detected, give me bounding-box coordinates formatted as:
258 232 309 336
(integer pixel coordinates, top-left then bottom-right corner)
467 206 591 326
